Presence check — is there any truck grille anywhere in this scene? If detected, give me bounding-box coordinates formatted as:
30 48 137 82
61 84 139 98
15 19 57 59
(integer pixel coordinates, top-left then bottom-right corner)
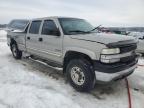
119 43 137 63
120 43 137 53
120 54 136 63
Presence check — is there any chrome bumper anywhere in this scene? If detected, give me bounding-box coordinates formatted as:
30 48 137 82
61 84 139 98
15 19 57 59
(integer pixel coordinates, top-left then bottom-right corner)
95 64 137 82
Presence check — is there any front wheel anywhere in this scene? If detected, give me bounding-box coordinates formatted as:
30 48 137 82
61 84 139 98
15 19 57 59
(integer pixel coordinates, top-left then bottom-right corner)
66 59 95 92
11 43 22 59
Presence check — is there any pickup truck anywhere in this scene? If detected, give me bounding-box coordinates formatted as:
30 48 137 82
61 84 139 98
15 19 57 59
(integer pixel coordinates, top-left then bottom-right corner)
7 17 138 91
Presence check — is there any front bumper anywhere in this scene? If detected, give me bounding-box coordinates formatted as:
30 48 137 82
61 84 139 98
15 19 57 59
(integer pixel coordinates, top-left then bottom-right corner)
95 64 137 82
93 59 138 83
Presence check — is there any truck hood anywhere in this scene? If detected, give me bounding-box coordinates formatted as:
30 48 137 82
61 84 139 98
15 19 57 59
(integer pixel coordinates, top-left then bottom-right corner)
12 29 24 33
70 33 135 45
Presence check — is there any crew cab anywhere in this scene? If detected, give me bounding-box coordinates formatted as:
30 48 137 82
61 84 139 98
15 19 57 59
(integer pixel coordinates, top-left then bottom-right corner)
7 17 138 91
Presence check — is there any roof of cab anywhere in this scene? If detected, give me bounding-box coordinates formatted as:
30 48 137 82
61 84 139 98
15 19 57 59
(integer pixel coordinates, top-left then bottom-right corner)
32 16 82 20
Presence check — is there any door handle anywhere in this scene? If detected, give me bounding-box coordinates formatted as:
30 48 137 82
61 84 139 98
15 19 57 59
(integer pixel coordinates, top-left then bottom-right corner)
39 37 43 42
27 37 30 40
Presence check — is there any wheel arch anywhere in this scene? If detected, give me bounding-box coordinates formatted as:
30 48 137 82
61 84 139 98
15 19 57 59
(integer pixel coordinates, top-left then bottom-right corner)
10 38 17 50
63 50 94 73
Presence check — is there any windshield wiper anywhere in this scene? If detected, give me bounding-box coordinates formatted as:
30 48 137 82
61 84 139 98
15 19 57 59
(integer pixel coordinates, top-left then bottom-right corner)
87 25 102 32
68 25 102 34
68 30 90 34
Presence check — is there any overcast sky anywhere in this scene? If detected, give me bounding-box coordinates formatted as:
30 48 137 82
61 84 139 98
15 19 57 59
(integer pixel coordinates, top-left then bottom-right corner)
0 0 144 27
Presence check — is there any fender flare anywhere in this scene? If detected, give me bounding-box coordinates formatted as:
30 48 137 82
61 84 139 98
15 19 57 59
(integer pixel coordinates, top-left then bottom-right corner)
63 47 97 60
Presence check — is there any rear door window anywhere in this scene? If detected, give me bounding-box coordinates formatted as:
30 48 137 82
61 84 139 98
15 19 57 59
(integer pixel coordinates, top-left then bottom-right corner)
29 21 42 34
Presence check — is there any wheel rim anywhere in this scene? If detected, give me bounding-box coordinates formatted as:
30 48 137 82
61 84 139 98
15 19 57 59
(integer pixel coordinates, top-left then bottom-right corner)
12 45 17 57
70 66 85 85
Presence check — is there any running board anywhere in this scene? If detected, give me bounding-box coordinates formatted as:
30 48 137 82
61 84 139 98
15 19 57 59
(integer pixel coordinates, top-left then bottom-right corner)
29 57 63 71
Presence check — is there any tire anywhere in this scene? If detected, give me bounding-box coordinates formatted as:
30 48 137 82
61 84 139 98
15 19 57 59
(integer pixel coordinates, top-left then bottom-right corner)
66 59 95 92
11 43 22 59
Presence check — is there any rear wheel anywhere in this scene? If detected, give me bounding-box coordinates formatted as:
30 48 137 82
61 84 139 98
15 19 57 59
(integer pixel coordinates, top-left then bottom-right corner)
66 59 95 92
11 43 22 59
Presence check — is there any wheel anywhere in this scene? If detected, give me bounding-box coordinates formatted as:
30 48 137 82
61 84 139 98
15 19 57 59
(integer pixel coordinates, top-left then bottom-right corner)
66 59 95 92
11 43 22 59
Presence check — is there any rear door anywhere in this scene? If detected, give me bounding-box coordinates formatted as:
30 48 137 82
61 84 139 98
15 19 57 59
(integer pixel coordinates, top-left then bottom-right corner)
39 19 63 63
26 20 42 55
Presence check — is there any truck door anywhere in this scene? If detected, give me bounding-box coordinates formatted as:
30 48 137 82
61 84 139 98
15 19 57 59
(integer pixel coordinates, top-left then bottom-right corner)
26 20 42 55
39 19 63 63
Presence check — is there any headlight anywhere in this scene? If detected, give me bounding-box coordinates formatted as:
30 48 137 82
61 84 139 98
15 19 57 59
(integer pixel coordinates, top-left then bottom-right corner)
101 48 120 55
100 48 120 63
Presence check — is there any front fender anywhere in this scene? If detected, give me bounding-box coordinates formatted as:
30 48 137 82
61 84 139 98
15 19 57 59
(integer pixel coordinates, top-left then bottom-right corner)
63 47 97 60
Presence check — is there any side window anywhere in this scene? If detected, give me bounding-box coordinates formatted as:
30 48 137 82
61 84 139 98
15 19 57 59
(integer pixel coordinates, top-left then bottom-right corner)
29 21 41 34
41 20 59 36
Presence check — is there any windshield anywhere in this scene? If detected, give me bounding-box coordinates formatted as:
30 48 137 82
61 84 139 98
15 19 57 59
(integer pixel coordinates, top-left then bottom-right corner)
58 18 95 35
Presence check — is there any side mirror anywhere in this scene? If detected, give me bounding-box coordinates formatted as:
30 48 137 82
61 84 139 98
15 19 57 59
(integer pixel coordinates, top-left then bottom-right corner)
43 28 61 36
55 29 61 36
50 29 60 36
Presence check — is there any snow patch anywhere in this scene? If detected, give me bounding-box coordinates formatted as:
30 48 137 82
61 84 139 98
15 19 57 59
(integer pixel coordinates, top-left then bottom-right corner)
0 84 81 108
138 58 144 65
0 30 7 37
